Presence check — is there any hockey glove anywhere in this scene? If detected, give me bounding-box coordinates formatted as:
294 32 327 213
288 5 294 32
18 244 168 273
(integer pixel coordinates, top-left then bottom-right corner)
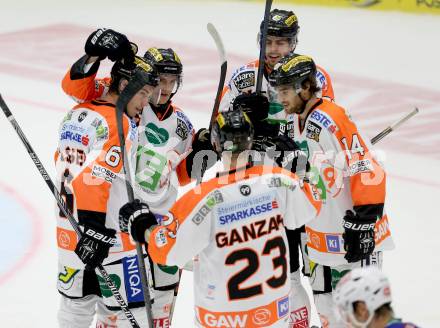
85 28 135 62
119 200 157 243
342 210 377 263
254 134 309 175
186 128 219 180
193 128 214 153
75 222 116 270
233 93 269 127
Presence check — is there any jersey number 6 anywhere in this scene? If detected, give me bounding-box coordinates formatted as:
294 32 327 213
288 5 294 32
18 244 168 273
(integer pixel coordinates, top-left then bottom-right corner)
225 236 287 301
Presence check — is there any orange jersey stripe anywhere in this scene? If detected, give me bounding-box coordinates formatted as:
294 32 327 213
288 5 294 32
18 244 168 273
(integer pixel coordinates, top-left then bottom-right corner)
62 68 110 103
317 100 386 207
71 101 131 214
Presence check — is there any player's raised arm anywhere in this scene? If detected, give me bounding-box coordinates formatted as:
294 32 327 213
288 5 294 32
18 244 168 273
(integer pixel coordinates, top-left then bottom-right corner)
61 28 136 103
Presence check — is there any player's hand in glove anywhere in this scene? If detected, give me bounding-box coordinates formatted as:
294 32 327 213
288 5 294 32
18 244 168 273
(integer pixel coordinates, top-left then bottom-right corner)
85 28 137 62
193 128 214 153
254 134 309 175
186 128 218 180
232 93 269 127
342 210 377 263
75 222 116 270
119 200 158 243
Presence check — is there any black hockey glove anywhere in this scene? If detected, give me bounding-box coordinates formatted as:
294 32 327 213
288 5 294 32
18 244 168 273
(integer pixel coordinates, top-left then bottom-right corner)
193 128 214 153
75 222 116 270
254 134 309 174
85 28 134 62
186 128 219 180
342 210 377 263
233 93 269 127
119 200 157 243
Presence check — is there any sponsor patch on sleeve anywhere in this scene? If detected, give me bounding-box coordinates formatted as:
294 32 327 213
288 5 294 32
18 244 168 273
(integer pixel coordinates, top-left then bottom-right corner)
175 117 189 140
349 159 373 176
233 71 256 92
310 110 337 134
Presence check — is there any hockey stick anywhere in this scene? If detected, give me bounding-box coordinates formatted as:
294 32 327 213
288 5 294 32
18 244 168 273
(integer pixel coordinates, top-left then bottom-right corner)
207 22 228 131
115 72 155 327
169 23 228 324
196 22 227 185
0 94 141 328
256 0 273 95
371 107 419 145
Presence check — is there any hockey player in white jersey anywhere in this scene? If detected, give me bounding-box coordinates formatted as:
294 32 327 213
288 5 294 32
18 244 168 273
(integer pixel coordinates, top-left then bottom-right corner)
119 107 322 327
220 9 334 123
55 55 159 327
60 28 198 327
218 10 335 327
269 53 394 327
334 267 420 328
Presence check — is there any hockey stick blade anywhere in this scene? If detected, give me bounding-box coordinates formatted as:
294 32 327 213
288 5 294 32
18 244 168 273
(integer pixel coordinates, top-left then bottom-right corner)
0 94 141 328
371 107 419 145
207 23 226 66
256 0 273 95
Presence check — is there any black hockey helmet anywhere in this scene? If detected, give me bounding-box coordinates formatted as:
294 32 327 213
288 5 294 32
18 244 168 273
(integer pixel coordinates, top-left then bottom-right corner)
269 53 316 91
144 47 183 75
211 108 254 154
261 9 299 40
144 47 183 98
110 55 160 91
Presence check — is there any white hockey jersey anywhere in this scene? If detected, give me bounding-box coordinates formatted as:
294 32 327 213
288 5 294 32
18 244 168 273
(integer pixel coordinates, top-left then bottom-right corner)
148 165 321 327
134 103 194 214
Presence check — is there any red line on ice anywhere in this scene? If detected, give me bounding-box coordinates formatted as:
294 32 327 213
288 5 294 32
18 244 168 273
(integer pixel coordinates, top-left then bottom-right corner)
1 24 440 158
0 182 44 285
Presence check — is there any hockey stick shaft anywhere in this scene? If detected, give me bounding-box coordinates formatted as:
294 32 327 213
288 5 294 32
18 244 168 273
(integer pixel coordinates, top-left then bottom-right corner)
0 94 140 328
371 107 418 145
256 0 273 95
170 23 228 322
196 23 228 185
115 78 154 327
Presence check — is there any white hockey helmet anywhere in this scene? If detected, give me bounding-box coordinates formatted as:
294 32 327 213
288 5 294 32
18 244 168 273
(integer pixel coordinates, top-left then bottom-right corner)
333 267 392 328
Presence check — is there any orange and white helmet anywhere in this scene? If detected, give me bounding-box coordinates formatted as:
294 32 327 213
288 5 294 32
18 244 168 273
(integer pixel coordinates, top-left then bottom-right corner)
333 267 392 327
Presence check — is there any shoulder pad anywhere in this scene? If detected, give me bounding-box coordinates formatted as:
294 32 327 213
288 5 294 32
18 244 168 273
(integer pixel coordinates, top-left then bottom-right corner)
309 109 338 134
